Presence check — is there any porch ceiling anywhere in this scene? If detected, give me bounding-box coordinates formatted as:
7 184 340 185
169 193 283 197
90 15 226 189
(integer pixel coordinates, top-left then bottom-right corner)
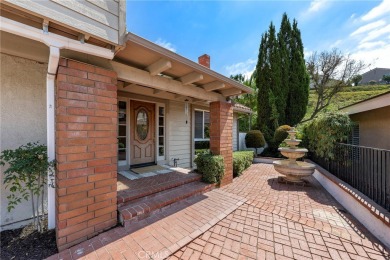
112 32 253 102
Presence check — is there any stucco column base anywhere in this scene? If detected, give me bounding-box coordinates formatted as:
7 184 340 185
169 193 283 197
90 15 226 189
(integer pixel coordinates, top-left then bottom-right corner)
209 101 233 187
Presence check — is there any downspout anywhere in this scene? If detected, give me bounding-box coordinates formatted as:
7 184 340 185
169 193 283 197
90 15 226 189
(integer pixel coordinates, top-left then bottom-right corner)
1 17 115 229
46 46 60 229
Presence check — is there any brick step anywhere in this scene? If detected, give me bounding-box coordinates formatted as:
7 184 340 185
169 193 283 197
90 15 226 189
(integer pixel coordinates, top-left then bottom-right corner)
118 181 215 227
117 172 202 206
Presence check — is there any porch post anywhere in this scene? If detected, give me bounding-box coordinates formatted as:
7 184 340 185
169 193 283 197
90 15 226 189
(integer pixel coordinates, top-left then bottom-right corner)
47 46 60 229
55 58 118 251
209 101 233 186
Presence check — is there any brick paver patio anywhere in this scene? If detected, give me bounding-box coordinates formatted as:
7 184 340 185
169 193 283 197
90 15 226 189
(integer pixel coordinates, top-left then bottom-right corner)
170 164 389 260
48 163 389 259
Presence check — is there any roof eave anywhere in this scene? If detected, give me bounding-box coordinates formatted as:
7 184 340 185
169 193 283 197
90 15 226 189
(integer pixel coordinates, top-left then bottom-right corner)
125 32 253 95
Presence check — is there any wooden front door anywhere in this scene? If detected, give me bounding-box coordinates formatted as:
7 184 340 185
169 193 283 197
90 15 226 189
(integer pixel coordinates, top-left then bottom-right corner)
130 101 155 166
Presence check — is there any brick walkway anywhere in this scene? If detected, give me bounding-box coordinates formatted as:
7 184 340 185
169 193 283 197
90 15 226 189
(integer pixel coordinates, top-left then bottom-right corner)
48 164 389 259
170 164 389 260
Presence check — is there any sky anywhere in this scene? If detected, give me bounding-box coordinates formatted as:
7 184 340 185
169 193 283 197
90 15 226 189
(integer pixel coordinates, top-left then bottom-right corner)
126 0 390 78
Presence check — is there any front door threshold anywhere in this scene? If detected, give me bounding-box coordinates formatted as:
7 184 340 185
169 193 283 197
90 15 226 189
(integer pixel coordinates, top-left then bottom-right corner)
130 162 156 169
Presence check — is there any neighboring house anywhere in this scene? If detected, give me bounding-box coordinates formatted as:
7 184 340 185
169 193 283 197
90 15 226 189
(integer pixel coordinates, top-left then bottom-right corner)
360 68 390 85
340 91 390 150
0 0 252 251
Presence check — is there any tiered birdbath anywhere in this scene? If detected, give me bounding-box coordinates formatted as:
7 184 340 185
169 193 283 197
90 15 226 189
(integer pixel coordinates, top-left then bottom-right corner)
273 127 315 184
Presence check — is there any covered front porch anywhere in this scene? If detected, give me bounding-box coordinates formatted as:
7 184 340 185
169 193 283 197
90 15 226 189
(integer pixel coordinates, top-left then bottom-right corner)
54 33 253 250
113 32 252 171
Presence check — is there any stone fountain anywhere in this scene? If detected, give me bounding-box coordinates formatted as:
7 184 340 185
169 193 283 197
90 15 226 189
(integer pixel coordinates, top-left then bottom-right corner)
273 127 315 184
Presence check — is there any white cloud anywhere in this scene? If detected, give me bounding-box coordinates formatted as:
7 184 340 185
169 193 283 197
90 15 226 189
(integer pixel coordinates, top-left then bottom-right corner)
360 24 390 43
351 43 390 71
225 58 256 79
350 20 386 36
343 0 390 72
357 41 386 50
307 0 329 13
299 0 331 21
330 40 343 48
155 38 176 52
361 0 390 21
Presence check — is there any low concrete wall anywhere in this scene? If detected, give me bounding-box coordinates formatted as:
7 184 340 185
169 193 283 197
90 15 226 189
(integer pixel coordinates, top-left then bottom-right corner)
310 161 390 249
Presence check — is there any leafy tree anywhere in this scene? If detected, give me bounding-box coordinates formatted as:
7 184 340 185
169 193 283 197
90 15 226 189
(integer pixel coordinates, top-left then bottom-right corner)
0 142 55 232
383 74 390 84
304 49 366 122
230 74 257 131
302 112 353 159
351 75 362 86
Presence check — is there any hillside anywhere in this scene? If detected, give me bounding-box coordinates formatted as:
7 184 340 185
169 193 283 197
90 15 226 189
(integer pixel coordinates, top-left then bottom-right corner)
304 85 390 121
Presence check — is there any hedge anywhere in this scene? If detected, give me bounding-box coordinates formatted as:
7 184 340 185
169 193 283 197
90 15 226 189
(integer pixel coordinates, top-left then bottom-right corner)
194 153 225 184
233 151 254 177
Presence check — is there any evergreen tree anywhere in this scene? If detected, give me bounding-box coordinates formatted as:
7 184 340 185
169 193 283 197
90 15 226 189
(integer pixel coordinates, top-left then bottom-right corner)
267 23 283 127
277 13 291 125
256 33 272 138
285 20 309 125
255 14 309 140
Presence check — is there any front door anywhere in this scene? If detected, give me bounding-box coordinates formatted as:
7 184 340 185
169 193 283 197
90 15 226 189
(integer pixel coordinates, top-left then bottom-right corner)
130 101 155 166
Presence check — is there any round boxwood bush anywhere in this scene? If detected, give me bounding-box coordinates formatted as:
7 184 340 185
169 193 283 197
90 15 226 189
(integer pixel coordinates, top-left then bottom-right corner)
245 130 265 150
274 125 292 144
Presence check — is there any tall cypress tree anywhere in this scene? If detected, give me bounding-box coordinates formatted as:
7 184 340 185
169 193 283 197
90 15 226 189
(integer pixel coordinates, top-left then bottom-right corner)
256 23 282 140
285 20 309 125
277 13 291 125
256 15 309 140
256 33 271 138
268 23 283 127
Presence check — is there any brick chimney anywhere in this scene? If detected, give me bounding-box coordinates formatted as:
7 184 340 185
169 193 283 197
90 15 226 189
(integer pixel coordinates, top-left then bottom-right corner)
198 54 210 68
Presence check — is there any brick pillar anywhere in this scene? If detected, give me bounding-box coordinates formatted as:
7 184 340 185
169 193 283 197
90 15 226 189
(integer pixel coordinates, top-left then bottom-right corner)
55 58 118 251
209 101 233 186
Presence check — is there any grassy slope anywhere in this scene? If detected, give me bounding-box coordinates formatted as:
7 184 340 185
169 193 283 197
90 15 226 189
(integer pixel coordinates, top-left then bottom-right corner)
304 85 390 120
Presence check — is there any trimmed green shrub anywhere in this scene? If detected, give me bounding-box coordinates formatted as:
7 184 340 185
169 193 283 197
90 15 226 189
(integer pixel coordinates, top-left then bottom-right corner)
233 151 254 177
195 149 209 156
194 153 225 184
274 125 291 145
301 112 352 159
245 130 266 151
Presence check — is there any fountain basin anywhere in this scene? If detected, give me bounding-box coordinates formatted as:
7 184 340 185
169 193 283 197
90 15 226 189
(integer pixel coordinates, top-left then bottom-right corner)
284 139 301 147
273 160 315 183
279 147 308 160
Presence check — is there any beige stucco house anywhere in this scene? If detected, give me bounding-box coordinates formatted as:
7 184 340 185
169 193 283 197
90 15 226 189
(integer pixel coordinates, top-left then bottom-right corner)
0 0 252 250
341 91 390 150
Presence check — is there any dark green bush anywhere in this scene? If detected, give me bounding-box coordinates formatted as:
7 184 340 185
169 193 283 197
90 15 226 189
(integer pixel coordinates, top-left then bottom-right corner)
194 153 225 184
274 125 291 144
245 130 266 150
233 151 254 177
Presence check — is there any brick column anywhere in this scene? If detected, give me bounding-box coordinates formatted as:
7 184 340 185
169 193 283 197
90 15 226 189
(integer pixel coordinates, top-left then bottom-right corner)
209 101 233 186
55 58 118 251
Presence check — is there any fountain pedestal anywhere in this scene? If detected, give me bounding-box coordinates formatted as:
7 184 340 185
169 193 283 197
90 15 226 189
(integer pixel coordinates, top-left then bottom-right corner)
273 128 315 184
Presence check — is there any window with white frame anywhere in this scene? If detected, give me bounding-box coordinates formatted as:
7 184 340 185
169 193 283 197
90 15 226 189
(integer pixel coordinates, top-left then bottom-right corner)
194 110 210 140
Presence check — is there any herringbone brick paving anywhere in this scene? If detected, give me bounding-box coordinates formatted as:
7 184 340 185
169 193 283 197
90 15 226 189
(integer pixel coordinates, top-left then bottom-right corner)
48 163 389 259
170 164 389 260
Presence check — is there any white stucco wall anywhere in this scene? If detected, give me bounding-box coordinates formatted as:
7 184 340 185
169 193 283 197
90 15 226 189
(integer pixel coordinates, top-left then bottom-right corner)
167 101 191 168
0 53 47 230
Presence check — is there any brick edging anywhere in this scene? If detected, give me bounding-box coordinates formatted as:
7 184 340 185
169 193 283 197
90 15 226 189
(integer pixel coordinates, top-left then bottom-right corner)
306 159 390 228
